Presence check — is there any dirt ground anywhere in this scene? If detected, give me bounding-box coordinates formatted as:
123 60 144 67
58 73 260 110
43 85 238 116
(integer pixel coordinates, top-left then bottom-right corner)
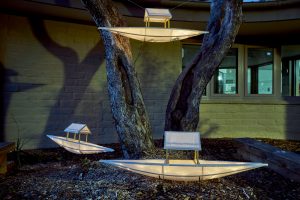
0 139 299 199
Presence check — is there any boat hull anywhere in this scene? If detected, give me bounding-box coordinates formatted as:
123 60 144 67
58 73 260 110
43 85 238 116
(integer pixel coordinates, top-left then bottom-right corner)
47 135 114 154
100 159 268 181
98 27 208 42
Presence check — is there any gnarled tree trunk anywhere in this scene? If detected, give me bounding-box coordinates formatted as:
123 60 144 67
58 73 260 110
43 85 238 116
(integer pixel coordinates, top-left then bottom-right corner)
81 0 154 158
165 0 243 131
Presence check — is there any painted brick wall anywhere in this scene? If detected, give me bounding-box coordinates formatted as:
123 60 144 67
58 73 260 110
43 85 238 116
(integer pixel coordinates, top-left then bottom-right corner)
1 13 299 150
200 103 300 140
0 13 181 149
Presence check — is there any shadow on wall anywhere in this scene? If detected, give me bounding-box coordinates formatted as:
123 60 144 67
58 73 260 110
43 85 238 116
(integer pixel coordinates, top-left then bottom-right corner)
29 18 104 148
1 62 44 142
54 0 70 7
0 62 4 142
285 104 300 140
198 118 219 138
135 41 182 138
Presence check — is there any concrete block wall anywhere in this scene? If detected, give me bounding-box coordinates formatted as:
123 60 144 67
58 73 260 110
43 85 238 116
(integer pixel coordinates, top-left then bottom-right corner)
0 13 181 149
200 103 300 140
132 41 181 139
1 13 299 150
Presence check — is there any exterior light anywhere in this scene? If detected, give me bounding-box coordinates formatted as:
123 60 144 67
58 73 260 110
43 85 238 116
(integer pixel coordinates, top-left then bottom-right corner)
144 8 172 28
101 131 268 181
100 159 268 181
218 75 223 81
98 8 208 43
98 27 207 43
47 123 114 154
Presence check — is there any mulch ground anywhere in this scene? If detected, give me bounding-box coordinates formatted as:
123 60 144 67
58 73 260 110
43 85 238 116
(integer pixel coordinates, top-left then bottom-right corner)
0 139 299 199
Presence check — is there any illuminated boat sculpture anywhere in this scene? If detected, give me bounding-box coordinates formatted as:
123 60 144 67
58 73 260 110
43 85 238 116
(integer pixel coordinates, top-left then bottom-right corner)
100 131 268 181
98 8 208 42
47 123 114 154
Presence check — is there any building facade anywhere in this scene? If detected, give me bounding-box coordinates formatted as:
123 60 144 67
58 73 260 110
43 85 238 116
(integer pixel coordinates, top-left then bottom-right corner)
1 0 300 149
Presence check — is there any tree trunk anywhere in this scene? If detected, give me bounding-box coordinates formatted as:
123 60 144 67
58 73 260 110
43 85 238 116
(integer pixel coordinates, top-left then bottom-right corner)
81 0 155 158
165 0 243 131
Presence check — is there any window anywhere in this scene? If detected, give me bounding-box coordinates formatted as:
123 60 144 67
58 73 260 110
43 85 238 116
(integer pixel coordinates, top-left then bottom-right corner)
182 44 207 95
182 44 199 69
247 48 273 95
214 48 238 94
281 45 300 96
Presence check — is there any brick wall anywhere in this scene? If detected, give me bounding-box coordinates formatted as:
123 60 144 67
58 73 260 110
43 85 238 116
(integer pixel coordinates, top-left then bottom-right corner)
1 13 299 150
200 103 300 140
0 13 181 149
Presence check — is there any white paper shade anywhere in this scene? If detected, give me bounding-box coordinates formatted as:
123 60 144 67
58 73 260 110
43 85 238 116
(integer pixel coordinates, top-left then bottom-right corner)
100 159 268 181
47 135 114 154
98 27 208 42
144 8 172 23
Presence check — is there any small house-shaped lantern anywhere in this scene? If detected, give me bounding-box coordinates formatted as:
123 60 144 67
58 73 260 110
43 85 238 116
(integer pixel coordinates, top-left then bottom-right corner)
47 123 114 154
64 123 91 142
144 8 172 28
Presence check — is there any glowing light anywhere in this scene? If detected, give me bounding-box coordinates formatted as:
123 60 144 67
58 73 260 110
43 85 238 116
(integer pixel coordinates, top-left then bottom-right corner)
144 8 172 24
100 159 268 181
47 135 114 154
98 8 208 43
218 75 223 81
98 27 208 43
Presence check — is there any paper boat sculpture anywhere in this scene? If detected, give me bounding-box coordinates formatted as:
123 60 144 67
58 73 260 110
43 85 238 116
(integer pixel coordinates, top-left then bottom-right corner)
47 123 114 154
100 159 268 181
100 131 267 181
98 27 207 43
98 8 208 42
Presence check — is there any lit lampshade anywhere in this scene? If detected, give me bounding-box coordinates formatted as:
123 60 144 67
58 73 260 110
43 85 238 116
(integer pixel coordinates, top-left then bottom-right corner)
144 8 172 28
47 123 114 154
98 8 208 42
100 159 268 181
98 27 208 42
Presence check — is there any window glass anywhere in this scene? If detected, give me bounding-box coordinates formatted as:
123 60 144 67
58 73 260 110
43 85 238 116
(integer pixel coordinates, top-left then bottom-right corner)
281 45 300 96
182 44 207 95
247 48 273 95
214 48 238 94
182 44 199 69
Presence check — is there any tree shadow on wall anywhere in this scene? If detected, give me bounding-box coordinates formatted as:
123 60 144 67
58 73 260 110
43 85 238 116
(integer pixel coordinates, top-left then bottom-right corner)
0 62 6 142
198 118 219 138
29 18 104 148
1 62 44 142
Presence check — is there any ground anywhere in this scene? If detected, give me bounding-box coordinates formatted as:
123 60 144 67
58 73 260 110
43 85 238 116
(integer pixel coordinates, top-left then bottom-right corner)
0 139 299 199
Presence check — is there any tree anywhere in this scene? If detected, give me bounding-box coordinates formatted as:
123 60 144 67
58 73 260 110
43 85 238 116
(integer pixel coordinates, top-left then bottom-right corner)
82 0 242 157
81 0 155 158
165 0 243 131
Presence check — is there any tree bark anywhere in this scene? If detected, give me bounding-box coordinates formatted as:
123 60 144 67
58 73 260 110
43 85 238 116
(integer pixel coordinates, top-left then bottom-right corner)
81 0 155 158
165 0 243 131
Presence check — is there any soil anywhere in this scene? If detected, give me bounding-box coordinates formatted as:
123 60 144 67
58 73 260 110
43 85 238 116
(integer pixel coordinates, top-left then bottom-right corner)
0 139 299 200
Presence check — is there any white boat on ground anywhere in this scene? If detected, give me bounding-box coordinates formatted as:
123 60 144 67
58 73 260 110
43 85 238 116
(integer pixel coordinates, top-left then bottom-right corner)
100 159 268 181
100 131 268 181
47 135 114 154
47 123 114 154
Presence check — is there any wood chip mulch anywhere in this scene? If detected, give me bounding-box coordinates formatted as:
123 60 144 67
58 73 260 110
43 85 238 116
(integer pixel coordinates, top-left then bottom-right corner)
0 139 299 199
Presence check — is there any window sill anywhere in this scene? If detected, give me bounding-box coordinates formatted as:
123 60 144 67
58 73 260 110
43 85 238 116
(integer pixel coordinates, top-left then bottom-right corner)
201 96 300 105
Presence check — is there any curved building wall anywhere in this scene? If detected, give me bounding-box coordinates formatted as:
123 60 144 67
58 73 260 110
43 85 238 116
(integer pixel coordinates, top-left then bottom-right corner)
0 13 181 149
1 1 300 149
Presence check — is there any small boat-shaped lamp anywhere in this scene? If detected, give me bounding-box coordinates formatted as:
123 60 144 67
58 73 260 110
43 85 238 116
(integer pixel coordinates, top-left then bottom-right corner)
98 8 208 42
47 123 114 154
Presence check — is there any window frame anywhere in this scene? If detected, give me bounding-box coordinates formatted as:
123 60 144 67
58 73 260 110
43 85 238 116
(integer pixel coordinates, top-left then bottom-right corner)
244 45 276 97
181 42 210 97
211 45 242 97
281 55 300 97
